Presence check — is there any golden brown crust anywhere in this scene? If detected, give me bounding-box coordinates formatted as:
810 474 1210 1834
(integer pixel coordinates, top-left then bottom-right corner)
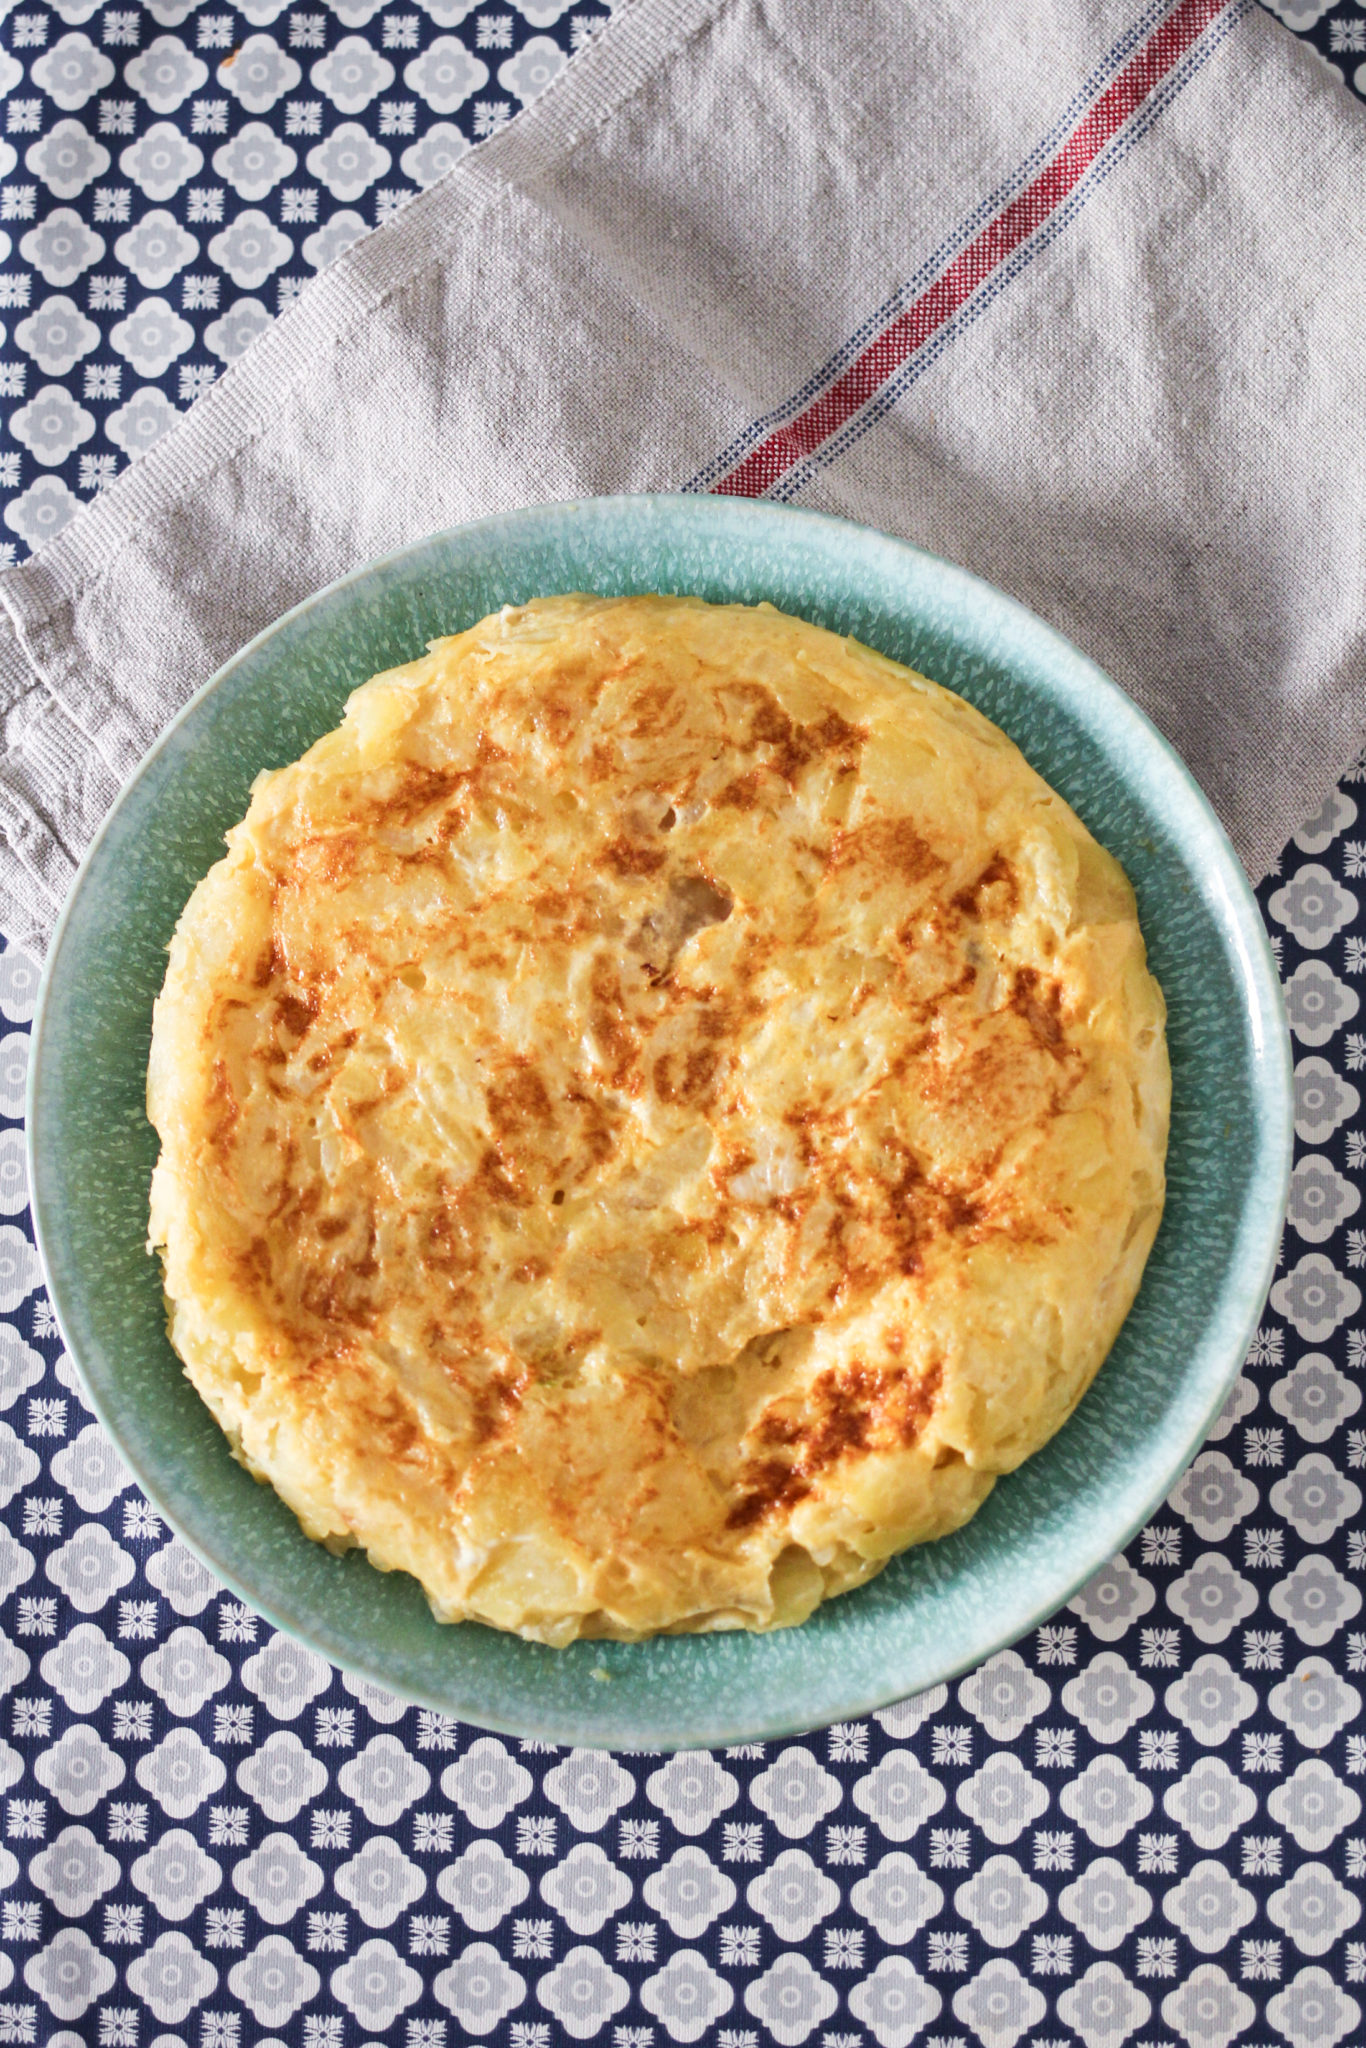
147 595 1170 1643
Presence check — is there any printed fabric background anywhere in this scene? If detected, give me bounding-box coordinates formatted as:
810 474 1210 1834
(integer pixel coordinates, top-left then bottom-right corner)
1 3 1365 2046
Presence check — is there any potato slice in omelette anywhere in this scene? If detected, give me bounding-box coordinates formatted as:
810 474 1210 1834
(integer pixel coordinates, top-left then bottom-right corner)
147 594 1169 1644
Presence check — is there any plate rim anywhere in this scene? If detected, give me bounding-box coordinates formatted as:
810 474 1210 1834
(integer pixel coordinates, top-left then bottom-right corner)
26 492 1294 1746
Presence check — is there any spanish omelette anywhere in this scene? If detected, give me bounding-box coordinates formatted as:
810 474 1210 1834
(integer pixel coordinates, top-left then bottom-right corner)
147 594 1169 1643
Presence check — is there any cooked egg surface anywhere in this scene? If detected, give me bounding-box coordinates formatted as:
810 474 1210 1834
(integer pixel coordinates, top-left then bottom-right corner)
147 595 1169 1643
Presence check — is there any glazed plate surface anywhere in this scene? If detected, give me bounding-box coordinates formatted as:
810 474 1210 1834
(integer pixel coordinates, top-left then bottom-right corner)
28 495 1291 1748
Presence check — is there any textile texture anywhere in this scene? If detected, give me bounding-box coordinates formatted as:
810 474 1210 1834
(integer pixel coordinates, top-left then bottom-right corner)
0 3 1365 2047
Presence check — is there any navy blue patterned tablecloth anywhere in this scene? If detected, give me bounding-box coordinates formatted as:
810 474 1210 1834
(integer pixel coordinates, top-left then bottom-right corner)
1 4 1366 2046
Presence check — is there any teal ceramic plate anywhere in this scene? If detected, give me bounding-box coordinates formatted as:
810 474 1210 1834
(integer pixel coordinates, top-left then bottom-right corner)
29 495 1291 1749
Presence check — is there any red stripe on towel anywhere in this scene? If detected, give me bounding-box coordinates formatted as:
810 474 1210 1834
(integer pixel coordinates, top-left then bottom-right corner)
711 0 1232 497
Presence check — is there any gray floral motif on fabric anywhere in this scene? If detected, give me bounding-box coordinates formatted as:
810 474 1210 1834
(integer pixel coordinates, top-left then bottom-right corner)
23 1924 117 2022
331 1936 422 2033
105 384 181 456
1292 1054 1360 1141
305 120 391 201
400 120 469 186
1269 1249 1362 1339
957 1649 1051 1741
404 32 487 111
206 207 293 290
217 32 302 114
25 121 111 201
33 1721 125 1814
46 1522 135 1613
29 1823 120 1916
240 1631 332 1723
871 1683 948 1739
846 1954 942 2048
743 1949 838 2046
1061 1649 1156 1743
0 1522 35 1603
542 1746 635 1832
211 119 296 200
436 1835 530 1931
1287 1151 1362 1241
135 1724 227 1819
29 34 115 113
39 1623 128 1714
1166 1552 1258 1643
1058 1751 1152 1847
1269 1451 1363 1537
120 119 203 201
0 952 40 1025
538 1839 631 1937
638 1946 734 2043
1162 1754 1257 1850
1167 1451 1259 1541
124 32 209 113
955 1853 1048 1947
0 1324 43 1410
227 1933 320 2030
339 1670 409 1722
534 1943 630 2040
312 31 395 111
849 1851 943 1944
1164 1653 1258 1745
1269 1348 1362 1439
50 1422 130 1513
498 30 568 104
302 206 370 270
125 1929 218 2025
1267 1551 1361 1645
108 294 195 378
850 1747 946 1841
441 1737 533 1829
951 1957 1047 2048
644 1751 739 1836
1268 862 1357 947
746 1845 840 1942
237 1727 328 1823
1205 1371 1258 1441
1058 1856 1152 1950
1159 1964 1255 2048
640 1844 734 1939
335 1833 427 1929
748 1744 843 1839
1265 1859 1361 1956
142 1625 231 1716
143 1539 219 1615
1266 1756 1361 1852
337 1730 429 1824
1294 787 1357 851
129 1826 222 1920
1281 957 1359 1046
1067 1555 1155 1640
9 385 95 468
231 1830 324 1925
0 1032 29 1118
1162 1856 1257 1954
0 1418 39 1509
1056 1960 1151 2048
1268 1658 1361 1747
955 1749 1050 1844
1266 1967 1362 2048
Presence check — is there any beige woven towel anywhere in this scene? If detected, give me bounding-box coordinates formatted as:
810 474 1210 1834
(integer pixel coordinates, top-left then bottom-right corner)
1 0 1363 954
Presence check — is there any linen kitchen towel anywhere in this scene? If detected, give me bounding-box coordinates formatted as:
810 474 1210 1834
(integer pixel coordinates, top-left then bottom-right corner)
0 0 1363 955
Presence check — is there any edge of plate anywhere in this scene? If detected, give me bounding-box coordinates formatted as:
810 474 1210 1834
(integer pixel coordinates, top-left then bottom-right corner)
26 494 1294 1745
